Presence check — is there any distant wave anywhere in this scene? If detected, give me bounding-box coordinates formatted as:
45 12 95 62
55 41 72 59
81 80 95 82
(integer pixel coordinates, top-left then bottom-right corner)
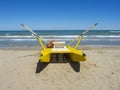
0 38 74 41
84 35 120 38
0 30 120 48
109 31 120 33
0 35 33 38
0 35 120 42
0 35 120 38
0 38 120 42
0 39 36 41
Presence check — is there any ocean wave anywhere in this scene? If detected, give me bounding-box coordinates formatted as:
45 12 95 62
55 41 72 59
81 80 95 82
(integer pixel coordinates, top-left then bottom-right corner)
109 31 120 33
0 39 36 41
0 35 79 38
0 35 33 38
84 35 120 38
0 39 74 41
0 35 120 38
0 38 120 42
0 35 120 43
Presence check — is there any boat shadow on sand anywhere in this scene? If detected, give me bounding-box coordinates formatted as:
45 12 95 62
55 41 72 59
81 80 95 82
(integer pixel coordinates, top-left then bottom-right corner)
36 54 80 73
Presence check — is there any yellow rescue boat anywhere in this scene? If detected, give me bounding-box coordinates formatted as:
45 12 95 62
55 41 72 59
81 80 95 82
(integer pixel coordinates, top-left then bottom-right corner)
21 23 98 63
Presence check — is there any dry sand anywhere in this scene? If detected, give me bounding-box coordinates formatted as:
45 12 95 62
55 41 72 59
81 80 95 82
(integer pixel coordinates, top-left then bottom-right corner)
0 47 120 90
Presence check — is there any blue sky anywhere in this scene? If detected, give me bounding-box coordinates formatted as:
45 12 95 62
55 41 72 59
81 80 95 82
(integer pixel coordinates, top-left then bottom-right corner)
0 0 120 30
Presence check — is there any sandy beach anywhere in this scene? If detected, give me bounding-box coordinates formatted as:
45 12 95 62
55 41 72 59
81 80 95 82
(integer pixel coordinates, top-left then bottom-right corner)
0 47 120 90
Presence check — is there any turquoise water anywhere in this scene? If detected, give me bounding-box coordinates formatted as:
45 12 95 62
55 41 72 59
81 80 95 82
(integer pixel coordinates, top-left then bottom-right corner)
0 30 120 48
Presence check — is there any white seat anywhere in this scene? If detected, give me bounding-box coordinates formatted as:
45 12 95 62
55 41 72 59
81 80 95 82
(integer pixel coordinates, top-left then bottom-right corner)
52 46 70 52
51 42 70 52
53 41 65 48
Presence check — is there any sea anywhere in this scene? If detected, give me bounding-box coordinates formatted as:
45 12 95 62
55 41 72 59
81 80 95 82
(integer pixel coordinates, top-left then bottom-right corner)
0 30 120 49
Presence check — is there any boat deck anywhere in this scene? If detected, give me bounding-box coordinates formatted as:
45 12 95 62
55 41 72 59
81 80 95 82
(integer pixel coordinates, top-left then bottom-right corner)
51 46 70 53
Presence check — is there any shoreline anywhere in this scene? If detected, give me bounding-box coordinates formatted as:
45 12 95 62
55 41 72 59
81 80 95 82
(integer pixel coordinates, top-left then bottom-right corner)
0 45 120 50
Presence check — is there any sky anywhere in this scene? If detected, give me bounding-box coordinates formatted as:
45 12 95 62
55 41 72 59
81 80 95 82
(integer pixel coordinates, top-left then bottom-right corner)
0 0 120 30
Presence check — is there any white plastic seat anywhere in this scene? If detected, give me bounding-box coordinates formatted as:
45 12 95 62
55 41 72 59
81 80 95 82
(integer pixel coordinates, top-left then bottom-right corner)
51 42 70 52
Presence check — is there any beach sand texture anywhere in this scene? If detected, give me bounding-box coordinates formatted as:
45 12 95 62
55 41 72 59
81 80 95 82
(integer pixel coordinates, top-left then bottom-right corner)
0 48 120 90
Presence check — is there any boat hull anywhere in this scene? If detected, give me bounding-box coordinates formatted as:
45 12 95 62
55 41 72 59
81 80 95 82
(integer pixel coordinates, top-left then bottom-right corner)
40 46 86 62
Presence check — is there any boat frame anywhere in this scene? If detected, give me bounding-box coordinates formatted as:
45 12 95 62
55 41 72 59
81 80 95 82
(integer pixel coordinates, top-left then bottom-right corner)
21 23 98 62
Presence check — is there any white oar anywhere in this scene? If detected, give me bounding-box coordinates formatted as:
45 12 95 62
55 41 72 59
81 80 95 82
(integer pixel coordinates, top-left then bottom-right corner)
21 24 47 43
67 23 98 46
81 23 98 36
